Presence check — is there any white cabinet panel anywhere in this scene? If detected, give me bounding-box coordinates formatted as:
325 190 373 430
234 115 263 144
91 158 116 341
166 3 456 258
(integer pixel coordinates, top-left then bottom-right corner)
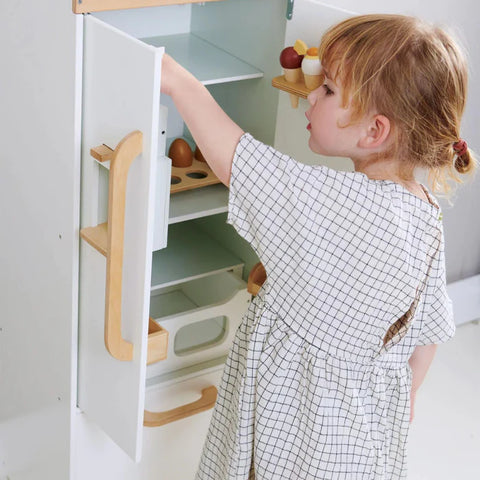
78 15 167 462
274 0 354 170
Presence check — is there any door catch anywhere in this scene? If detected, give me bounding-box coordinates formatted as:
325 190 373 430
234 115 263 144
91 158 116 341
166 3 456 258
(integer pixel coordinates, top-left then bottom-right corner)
286 0 294 20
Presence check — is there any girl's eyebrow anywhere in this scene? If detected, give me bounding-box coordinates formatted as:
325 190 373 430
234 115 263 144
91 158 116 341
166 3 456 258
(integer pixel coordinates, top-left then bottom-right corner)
322 68 331 78
322 67 335 84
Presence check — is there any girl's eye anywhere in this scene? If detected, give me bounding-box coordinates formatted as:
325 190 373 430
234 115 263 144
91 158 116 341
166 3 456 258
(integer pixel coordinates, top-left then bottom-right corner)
322 84 334 96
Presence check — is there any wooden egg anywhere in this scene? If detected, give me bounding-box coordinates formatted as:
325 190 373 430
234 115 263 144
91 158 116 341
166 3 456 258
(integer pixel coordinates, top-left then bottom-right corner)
195 145 207 163
169 138 193 168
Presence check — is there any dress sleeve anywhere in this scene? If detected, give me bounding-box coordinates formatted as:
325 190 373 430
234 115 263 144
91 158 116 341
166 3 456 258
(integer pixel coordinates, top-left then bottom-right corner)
417 227 455 345
227 133 330 266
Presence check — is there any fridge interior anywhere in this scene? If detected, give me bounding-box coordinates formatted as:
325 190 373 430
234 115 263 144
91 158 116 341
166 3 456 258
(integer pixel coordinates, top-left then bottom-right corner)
90 0 287 385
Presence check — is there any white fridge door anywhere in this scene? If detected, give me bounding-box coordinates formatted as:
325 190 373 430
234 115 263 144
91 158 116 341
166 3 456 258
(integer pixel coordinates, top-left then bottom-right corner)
274 0 354 168
78 14 167 462
75 364 225 480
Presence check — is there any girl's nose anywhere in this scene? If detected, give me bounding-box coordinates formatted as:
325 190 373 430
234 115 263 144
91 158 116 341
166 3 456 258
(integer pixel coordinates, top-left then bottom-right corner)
307 89 317 106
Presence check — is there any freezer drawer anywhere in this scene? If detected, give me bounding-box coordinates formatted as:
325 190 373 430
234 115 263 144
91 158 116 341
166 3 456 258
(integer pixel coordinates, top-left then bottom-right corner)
148 271 249 379
142 362 224 480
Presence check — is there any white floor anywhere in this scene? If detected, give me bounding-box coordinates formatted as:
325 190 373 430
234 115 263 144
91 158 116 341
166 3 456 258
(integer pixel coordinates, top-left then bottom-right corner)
408 320 480 479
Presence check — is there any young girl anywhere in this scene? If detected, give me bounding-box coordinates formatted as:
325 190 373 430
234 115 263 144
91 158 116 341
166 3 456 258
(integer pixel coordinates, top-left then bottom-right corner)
161 14 476 480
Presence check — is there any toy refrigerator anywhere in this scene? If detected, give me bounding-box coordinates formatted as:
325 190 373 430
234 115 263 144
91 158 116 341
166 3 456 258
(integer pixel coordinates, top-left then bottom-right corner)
0 1 354 479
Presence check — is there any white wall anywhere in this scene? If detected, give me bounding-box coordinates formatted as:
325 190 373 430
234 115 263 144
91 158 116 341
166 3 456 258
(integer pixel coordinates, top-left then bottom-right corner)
316 1 480 282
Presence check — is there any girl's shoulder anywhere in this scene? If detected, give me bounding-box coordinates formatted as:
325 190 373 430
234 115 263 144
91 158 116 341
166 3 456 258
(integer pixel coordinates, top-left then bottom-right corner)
311 167 443 225
359 175 442 217
329 166 437 208
235 134 442 225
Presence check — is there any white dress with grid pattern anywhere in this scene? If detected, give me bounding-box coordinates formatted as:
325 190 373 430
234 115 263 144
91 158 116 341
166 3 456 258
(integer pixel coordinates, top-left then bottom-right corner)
195 134 455 480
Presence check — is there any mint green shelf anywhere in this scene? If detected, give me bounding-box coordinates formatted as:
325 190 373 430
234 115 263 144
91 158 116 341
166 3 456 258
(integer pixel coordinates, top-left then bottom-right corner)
141 33 263 85
151 221 243 289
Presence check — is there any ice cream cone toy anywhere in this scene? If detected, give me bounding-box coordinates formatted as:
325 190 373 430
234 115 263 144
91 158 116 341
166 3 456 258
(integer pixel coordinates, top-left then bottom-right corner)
293 40 323 90
279 43 304 108
302 48 322 90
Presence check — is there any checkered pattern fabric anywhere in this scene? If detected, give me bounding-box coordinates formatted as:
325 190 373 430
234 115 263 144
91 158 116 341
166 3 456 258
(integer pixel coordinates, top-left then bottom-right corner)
195 134 455 479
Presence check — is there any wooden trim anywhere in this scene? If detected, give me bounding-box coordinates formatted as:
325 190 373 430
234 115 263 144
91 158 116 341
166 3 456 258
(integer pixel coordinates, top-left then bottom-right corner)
80 222 108 256
144 386 218 427
91 144 114 163
147 318 168 365
73 0 222 14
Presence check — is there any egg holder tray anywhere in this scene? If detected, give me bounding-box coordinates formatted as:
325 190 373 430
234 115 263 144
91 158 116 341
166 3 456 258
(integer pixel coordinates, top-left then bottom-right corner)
170 156 222 194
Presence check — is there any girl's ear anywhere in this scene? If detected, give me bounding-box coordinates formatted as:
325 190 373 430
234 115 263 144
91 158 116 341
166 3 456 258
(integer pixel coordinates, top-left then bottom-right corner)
358 114 391 150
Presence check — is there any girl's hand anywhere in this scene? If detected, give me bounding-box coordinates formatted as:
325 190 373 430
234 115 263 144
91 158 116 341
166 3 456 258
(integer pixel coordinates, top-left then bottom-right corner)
159 53 243 186
408 344 437 424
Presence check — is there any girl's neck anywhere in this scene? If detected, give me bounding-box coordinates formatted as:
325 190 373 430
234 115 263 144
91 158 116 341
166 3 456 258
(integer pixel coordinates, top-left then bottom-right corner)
352 156 429 202
353 155 406 180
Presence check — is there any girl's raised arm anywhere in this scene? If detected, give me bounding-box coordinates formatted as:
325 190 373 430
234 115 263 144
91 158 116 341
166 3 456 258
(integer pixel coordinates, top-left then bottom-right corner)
161 54 244 186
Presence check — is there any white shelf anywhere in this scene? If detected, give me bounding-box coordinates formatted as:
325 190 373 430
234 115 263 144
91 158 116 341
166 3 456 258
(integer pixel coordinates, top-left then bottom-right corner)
151 222 243 290
150 290 198 319
169 183 229 224
150 271 246 319
141 33 263 85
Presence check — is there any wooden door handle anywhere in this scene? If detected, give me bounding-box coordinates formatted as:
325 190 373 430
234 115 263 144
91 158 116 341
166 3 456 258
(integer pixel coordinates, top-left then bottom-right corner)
143 386 218 427
103 131 143 361
80 131 143 361
80 131 170 364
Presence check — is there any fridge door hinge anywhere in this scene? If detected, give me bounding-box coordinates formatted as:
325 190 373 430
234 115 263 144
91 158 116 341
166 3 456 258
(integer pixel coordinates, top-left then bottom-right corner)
286 0 294 20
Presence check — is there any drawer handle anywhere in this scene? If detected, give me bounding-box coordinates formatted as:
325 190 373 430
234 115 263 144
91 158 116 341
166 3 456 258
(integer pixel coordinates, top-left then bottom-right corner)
143 386 218 427
80 131 143 361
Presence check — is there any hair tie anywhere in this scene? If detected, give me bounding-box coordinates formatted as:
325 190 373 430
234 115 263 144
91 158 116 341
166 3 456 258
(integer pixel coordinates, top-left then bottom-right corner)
453 139 468 157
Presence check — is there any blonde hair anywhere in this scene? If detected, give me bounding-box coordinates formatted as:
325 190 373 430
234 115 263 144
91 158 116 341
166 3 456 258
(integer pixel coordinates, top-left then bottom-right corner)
318 14 476 196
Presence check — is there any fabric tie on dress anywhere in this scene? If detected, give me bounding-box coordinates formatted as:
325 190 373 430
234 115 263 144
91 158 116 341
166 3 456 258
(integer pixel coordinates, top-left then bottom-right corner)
368 365 389 478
